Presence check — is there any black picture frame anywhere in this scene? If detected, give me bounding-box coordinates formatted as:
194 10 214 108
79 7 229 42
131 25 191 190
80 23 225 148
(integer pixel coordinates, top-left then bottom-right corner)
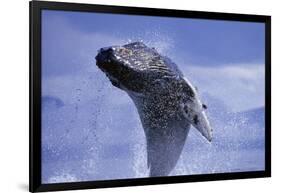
29 0 271 192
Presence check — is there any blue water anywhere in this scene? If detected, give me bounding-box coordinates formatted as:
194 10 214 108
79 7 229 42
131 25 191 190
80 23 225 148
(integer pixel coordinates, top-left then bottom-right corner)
41 74 265 183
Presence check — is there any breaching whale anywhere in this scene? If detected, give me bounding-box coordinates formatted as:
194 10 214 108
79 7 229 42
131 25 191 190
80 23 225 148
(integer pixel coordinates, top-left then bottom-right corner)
95 42 212 177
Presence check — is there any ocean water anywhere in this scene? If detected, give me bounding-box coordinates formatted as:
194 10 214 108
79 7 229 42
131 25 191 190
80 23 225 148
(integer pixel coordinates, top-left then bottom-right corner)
41 70 265 183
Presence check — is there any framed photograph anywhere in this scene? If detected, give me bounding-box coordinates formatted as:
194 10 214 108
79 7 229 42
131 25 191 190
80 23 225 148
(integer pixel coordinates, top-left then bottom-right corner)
30 0 271 192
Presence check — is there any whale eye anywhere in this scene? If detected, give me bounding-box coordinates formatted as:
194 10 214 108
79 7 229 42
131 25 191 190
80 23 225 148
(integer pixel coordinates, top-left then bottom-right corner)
202 104 207 109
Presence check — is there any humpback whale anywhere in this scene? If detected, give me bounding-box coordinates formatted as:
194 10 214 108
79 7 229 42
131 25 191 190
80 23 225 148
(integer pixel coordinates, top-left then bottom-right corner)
95 42 212 177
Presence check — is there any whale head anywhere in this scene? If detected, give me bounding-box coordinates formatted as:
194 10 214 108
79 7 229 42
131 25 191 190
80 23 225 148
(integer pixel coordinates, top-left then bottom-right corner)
95 42 181 96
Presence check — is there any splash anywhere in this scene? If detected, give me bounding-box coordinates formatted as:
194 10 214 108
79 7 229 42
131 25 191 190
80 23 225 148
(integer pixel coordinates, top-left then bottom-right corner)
124 30 175 56
131 124 149 177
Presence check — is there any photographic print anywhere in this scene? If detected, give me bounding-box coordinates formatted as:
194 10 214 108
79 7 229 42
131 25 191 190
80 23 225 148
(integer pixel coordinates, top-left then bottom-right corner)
41 9 266 184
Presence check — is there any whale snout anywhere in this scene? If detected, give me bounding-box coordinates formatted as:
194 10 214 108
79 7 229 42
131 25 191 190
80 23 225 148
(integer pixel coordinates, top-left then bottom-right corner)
95 47 115 69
